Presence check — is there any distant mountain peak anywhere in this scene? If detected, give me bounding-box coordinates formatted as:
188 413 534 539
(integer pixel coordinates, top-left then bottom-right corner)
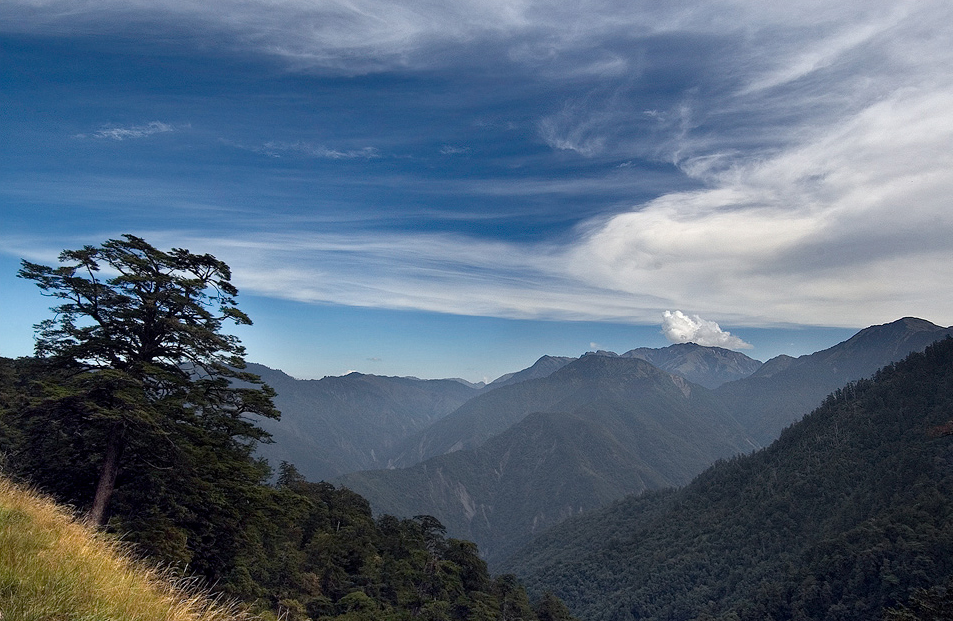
448 378 487 389
620 342 763 389
583 350 620 357
486 355 575 389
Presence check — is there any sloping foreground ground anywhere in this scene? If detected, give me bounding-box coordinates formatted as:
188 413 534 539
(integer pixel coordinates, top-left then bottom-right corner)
0 476 257 621
504 337 953 621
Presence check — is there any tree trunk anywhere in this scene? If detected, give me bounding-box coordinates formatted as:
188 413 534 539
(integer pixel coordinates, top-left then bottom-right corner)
89 421 126 526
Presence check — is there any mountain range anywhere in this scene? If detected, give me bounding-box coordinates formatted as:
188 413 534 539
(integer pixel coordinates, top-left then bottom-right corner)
251 317 953 566
339 354 756 561
617 342 764 389
714 316 953 444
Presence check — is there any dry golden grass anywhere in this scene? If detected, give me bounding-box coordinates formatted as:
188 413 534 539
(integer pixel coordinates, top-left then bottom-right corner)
0 476 258 621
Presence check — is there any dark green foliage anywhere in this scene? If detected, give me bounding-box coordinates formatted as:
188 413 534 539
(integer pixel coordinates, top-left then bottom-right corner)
224 475 571 620
505 337 953 621
15 235 279 528
1 365 567 621
534 592 578 621
884 577 953 620
7 236 281 588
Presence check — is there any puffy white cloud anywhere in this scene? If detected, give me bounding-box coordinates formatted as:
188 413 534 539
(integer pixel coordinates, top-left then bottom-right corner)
661 311 752 349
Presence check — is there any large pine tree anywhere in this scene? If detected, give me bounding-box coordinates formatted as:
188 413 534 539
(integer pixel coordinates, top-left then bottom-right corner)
16 235 278 562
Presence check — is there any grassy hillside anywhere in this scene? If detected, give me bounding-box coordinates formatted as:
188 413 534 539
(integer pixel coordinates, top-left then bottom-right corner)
0 476 256 621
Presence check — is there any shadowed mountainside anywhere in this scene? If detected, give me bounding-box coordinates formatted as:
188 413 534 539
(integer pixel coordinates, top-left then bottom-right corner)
503 336 953 621
386 345 761 469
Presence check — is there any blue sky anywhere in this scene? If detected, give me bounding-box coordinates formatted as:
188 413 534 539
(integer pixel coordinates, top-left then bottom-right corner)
1 1 950 382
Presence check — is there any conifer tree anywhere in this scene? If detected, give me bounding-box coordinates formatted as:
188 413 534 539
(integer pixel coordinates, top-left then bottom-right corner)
18 234 279 526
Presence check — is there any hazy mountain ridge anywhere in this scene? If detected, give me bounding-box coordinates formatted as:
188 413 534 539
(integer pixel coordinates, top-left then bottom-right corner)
714 317 953 444
485 355 576 389
502 336 953 621
333 317 953 571
385 345 761 469
248 317 953 575
247 363 480 481
339 355 757 564
251 342 769 478
385 365 583 469
618 342 763 388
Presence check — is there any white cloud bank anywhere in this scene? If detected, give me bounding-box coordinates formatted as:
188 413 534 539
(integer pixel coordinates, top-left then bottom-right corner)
568 84 953 326
661 311 752 349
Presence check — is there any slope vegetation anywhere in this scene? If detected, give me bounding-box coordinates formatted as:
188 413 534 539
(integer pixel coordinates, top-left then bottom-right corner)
0 357 575 620
0 476 254 621
504 337 953 621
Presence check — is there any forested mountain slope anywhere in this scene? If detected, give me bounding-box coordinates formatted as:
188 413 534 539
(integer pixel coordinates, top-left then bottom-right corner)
340 355 757 564
247 364 479 481
503 337 953 621
715 317 953 444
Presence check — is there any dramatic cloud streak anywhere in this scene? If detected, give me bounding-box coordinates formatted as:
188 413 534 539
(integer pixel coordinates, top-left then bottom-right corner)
2 0 951 343
570 86 953 325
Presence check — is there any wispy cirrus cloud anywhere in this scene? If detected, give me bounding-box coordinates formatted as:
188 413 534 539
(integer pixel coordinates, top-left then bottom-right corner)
75 121 180 141
3 0 952 334
440 145 470 155
568 87 953 326
49 228 659 325
0 0 901 76
256 141 380 160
